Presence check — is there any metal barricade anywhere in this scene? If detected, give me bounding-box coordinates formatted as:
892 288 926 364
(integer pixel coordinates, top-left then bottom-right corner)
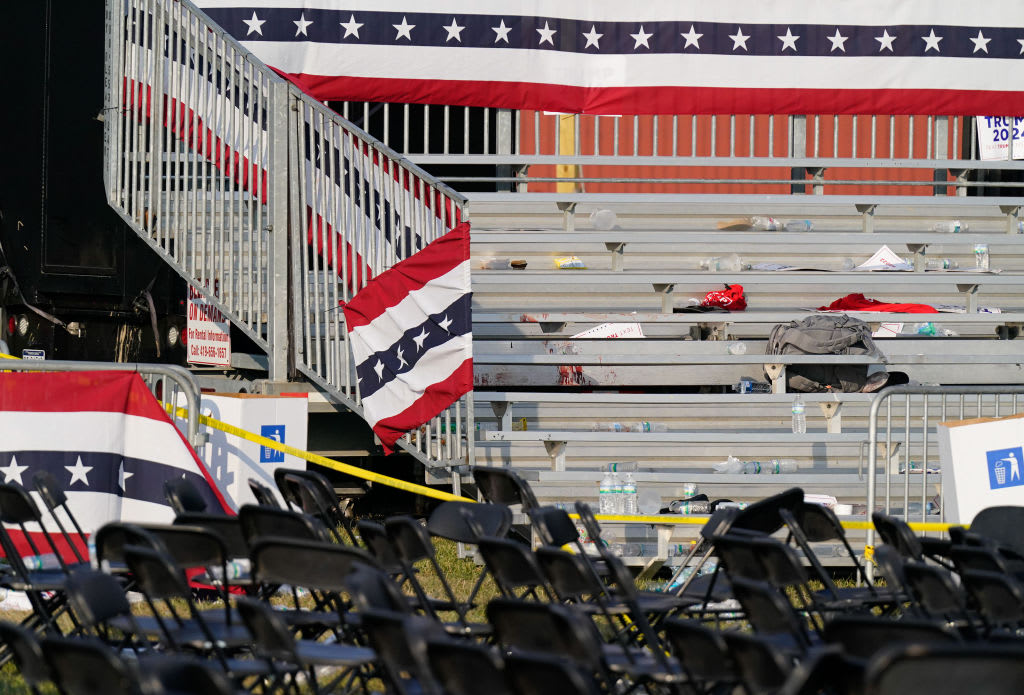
866 384 1024 552
0 360 203 448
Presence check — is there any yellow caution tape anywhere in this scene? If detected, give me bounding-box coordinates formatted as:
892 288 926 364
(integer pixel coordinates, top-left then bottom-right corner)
0 354 21 360
169 405 473 504
172 405 963 534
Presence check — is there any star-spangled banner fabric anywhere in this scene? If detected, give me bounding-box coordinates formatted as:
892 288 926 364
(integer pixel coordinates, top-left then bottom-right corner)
193 1 1024 115
343 222 472 454
0 371 231 560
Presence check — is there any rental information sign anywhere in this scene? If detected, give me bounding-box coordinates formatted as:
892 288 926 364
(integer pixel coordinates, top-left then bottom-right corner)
186 284 232 367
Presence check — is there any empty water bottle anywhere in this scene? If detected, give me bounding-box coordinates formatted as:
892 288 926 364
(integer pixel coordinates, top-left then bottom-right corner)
783 220 814 232
974 243 990 271
925 258 959 270
751 216 780 231
592 422 625 432
791 394 806 434
768 459 799 474
727 342 747 355
599 470 616 514
590 209 618 230
621 472 638 515
732 379 772 394
630 421 668 433
931 220 968 233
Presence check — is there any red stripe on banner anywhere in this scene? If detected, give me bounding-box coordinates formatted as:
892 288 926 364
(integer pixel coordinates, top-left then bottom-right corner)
4 530 89 566
0 372 234 516
372 358 474 455
0 372 168 420
280 73 1024 116
343 222 471 330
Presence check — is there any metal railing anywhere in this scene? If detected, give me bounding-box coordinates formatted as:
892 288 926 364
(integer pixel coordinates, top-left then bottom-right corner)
104 0 472 469
0 360 203 448
866 385 1024 548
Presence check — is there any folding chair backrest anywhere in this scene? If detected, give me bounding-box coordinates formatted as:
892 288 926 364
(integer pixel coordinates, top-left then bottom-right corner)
359 610 443 695
123 544 190 601
504 652 602 695
356 520 404 573
92 522 162 570
477 537 552 599
235 595 297 661
864 643 1024 695
0 482 67 567
711 533 768 582
385 516 435 564
873 544 911 597
902 561 968 620
964 506 1024 558
32 470 88 563
526 506 581 547
721 631 794 695
871 512 924 561
247 478 281 509
250 536 379 593
237 504 329 545
425 638 514 695
64 569 133 629
822 614 960 662
731 487 804 535
471 466 540 510
960 568 1024 630
141 524 228 570
342 561 411 614
172 513 248 560
163 477 209 516
0 620 52 690
142 656 236 695
40 636 139 695
661 618 734 684
486 598 606 673
949 544 1011 575
729 576 813 649
280 472 354 544
534 545 605 601
427 501 511 544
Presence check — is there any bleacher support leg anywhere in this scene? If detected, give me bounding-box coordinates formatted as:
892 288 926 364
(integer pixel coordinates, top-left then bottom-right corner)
543 440 567 471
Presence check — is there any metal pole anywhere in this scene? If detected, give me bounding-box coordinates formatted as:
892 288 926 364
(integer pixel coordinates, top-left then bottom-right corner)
267 80 290 381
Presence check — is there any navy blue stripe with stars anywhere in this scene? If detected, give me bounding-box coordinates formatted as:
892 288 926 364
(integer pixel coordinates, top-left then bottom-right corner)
355 292 471 400
201 9 1024 59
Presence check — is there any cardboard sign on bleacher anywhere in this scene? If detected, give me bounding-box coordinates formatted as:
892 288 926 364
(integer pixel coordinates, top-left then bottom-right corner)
938 412 1024 524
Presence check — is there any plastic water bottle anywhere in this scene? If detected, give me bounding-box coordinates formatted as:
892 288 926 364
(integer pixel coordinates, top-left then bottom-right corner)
974 244 990 271
621 472 638 515
931 220 968 233
915 322 938 336
727 342 747 355
732 379 772 394
768 459 798 474
610 469 623 513
629 421 668 433
592 422 625 432
783 220 814 232
791 394 806 434
751 216 780 231
925 258 958 270
599 471 616 514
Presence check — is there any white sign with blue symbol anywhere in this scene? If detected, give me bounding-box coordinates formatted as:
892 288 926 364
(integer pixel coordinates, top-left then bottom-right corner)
940 413 1024 525
260 425 286 463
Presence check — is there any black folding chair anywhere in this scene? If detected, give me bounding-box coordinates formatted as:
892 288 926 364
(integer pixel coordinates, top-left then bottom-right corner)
901 560 978 636
163 477 212 516
247 478 282 509
425 637 514 695
720 630 796 695
32 470 90 565
959 568 1024 638
0 620 53 695
471 465 540 510
237 504 330 546
863 643 1024 695
63 568 153 651
476 536 555 601
140 656 239 695
235 595 376 694
661 617 739 695
275 468 362 545
504 651 603 695
40 636 141 695
822 613 960 666
172 512 249 563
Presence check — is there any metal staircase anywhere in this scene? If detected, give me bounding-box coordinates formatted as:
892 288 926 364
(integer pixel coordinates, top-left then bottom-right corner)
102 0 471 469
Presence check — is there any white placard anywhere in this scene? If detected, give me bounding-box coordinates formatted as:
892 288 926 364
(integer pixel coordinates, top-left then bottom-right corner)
571 322 645 339
938 412 1024 525
976 116 1024 161
854 245 912 271
186 285 232 367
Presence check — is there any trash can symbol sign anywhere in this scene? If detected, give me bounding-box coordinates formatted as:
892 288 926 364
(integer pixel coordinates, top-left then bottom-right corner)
995 459 1008 485
986 447 1024 490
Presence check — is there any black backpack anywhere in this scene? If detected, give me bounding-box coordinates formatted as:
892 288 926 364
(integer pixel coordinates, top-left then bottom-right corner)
765 314 882 393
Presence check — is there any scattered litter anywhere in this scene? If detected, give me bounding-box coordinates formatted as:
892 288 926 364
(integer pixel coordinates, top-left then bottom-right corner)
853 245 912 271
479 257 511 269
510 259 528 269
555 256 586 269
590 209 617 230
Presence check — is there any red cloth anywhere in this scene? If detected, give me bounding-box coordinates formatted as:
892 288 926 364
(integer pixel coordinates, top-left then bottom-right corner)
702 284 747 311
818 293 937 314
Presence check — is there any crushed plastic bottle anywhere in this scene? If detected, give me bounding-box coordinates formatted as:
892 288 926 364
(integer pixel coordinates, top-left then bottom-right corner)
479 257 511 269
732 379 772 394
714 457 798 474
629 421 669 433
783 220 814 232
931 220 968 233
590 209 618 230
592 422 625 432
727 342 747 356
925 258 959 270
750 216 780 231
700 253 742 272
